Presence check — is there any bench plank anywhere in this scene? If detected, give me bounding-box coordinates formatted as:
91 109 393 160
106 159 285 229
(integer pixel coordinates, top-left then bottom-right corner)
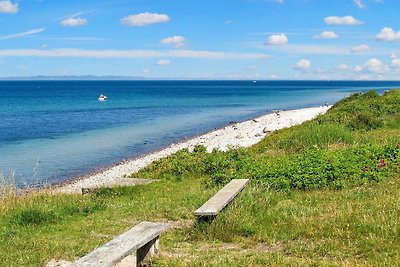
194 179 249 216
69 221 169 267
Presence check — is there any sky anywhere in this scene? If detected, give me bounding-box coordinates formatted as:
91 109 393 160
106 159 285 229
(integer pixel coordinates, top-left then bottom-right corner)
0 0 400 80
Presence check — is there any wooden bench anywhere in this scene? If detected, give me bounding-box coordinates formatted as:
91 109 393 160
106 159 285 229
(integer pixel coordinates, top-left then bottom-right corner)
69 221 170 267
194 179 249 217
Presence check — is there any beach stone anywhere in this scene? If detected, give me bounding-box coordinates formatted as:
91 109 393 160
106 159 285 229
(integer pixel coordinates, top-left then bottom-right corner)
263 127 272 133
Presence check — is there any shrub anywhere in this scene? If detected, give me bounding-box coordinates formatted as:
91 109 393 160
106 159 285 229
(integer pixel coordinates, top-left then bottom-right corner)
253 143 398 191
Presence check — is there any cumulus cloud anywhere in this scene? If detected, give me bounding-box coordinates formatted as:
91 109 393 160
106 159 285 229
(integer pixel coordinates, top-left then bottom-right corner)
121 12 170 26
157 59 170 65
265 33 288 46
391 58 400 69
313 31 338 39
293 59 311 70
0 0 18 13
389 53 400 69
61 17 87 27
161 36 186 48
0 28 45 41
337 64 350 70
376 27 400 42
324 16 363 25
351 44 370 53
355 58 386 73
354 0 366 9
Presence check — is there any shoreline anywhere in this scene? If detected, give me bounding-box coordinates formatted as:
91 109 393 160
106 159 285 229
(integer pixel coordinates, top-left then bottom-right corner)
56 105 331 194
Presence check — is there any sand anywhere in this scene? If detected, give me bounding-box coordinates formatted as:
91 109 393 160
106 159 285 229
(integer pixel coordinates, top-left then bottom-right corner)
57 106 331 194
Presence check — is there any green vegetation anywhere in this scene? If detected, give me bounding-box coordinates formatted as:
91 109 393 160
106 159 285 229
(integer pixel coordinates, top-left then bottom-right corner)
0 90 399 266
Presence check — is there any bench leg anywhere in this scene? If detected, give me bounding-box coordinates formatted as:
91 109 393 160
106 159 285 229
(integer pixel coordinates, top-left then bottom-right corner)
136 236 159 267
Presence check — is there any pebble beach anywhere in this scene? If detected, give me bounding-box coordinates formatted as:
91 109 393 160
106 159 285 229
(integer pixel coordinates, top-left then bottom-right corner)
57 106 331 194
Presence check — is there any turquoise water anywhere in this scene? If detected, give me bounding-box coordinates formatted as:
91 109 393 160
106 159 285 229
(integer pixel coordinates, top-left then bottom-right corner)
1 80 399 187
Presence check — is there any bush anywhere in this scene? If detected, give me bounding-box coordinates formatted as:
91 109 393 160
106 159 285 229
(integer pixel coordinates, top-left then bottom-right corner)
253 143 398 191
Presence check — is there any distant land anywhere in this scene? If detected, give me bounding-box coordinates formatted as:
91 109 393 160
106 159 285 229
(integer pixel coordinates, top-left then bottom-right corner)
0 75 148 81
1 76 400 81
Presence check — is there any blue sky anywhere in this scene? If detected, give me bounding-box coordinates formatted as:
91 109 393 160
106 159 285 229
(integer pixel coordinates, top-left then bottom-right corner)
0 0 399 79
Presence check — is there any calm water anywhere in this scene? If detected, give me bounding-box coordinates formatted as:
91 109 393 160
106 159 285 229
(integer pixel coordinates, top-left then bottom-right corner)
1 80 399 187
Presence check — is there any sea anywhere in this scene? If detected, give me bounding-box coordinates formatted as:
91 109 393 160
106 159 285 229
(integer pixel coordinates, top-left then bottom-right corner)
1 80 400 188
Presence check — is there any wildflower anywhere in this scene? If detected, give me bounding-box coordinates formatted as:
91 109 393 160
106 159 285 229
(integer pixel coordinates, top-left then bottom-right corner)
377 160 386 168
361 166 369 172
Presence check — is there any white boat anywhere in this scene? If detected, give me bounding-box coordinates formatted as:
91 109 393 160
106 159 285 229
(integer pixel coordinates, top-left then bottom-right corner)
98 94 107 101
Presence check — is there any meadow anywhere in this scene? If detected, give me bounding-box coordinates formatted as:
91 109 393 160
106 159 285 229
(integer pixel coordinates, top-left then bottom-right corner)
0 90 399 266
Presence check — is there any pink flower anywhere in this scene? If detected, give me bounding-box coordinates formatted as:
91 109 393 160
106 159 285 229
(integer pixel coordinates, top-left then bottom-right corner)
377 160 386 168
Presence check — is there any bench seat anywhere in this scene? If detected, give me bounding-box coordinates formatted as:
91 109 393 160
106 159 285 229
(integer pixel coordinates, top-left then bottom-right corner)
194 179 249 217
69 221 169 267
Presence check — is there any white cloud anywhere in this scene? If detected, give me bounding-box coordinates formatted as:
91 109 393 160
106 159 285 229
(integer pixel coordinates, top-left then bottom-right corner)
376 27 400 42
157 59 170 65
142 69 150 74
313 31 338 39
264 44 349 55
61 18 87 27
337 64 350 70
354 65 363 72
0 28 45 41
161 36 186 48
355 58 386 73
0 0 18 13
351 44 370 53
121 12 170 26
293 59 311 70
324 16 363 25
390 52 398 59
0 48 269 59
354 0 366 9
391 59 400 69
265 33 288 46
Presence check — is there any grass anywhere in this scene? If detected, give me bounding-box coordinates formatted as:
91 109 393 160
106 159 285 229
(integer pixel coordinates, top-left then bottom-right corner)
0 90 399 266
156 176 400 266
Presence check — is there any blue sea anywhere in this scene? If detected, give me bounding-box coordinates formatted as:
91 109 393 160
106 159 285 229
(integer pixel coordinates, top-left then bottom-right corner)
1 80 399 187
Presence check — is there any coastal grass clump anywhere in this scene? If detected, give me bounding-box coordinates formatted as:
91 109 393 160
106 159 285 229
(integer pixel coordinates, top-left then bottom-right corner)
317 89 400 131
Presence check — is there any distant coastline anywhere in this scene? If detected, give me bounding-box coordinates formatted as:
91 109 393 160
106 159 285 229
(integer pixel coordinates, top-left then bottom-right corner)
2 76 400 81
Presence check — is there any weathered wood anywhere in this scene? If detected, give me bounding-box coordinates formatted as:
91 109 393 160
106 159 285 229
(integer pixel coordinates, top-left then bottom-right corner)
69 221 169 267
194 179 249 217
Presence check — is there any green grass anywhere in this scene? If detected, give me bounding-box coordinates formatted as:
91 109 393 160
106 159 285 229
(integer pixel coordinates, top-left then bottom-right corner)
156 176 400 266
0 90 399 266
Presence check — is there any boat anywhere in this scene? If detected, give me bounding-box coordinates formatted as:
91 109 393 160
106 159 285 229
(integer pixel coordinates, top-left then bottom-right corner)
98 94 107 101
